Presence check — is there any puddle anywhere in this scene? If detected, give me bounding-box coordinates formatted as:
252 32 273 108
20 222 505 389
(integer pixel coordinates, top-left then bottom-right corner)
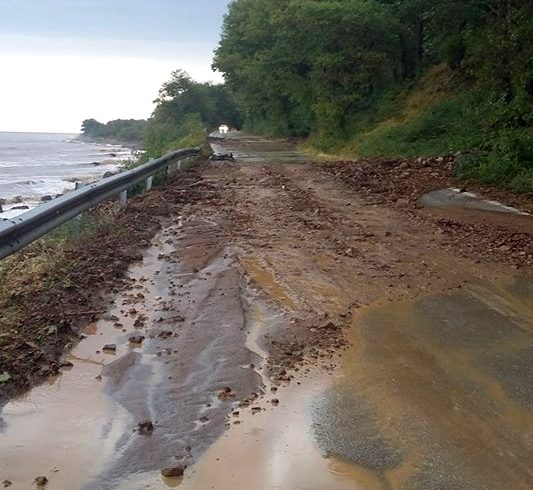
320 275 533 489
0 217 273 489
210 133 308 164
0 236 174 488
113 368 374 490
420 188 533 229
167 274 533 490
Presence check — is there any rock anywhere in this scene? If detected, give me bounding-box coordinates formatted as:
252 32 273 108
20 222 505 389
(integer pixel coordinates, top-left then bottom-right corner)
133 318 145 328
137 420 154 435
11 205 29 210
161 466 186 478
319 321 337 331
129 335 145 345
218 387 234 400
396 198 409 205
0 198 6 205
271 398 280 406
91 161 101 166
59 361 74 369
2 480 12 487
34 476 48 487
102 344 117 353
0 205 2 213
41 195 52 202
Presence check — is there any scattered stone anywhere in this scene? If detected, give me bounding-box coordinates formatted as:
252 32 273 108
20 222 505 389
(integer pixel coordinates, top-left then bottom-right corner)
137 420 154 435
34 476 48 487
271 398 280 406
59 361 74 369
102 344 117 353
41 195 52 202
218 387 234 401
161 466 186 478
129 335 145 345
2 480 12 487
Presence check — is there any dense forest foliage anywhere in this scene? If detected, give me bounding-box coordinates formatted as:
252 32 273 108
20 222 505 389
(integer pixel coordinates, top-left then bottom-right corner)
214 0 533 192
81 72 241 159
80 118 147 143
142 69 242 158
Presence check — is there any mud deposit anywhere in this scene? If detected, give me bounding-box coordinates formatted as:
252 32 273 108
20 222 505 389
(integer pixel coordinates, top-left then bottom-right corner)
1 133 533 489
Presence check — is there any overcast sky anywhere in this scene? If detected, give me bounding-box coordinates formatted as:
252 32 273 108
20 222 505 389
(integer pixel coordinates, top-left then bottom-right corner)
0 0 230 133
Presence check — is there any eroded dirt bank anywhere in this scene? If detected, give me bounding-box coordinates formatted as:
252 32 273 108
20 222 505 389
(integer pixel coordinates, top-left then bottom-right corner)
1 134 533 489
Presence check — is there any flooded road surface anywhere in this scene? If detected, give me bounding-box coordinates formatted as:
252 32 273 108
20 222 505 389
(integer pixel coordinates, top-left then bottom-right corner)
0 212 281 489
173 276 533 490
210 131 308 164
1 133 533 489
316 277 533 489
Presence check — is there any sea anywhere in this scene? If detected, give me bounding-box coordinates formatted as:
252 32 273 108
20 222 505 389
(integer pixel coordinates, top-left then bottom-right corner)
0 132 133 219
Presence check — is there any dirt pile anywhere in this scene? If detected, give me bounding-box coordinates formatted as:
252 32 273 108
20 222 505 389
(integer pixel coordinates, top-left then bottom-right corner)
321 158 533 269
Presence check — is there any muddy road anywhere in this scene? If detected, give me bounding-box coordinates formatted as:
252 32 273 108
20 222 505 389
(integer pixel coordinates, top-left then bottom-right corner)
1 133 533 489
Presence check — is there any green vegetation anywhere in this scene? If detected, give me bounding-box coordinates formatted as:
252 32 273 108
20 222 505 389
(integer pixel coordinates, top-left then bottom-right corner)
82 70 242 166
81 118 147 143
214 0 533 193
142 69 242 159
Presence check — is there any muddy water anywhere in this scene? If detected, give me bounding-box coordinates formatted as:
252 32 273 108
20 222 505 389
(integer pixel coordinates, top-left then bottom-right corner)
171 276 533 490
210 133 308 164
0 215 278 489
0 235 178 488
314 276 533 489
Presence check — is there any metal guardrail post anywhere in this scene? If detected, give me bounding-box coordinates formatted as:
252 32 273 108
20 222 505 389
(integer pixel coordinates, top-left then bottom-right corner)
119 190 128 205
146 176 153 192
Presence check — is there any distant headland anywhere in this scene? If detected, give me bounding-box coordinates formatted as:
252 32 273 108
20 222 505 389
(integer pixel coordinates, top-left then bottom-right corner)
79 118 146 147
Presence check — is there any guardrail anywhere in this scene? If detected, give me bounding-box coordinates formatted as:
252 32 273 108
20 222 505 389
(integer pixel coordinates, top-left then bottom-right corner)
0 147 200 260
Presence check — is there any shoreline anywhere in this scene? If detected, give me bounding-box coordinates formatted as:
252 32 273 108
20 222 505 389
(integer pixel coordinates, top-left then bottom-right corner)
77 134 144 150
0 134 134 220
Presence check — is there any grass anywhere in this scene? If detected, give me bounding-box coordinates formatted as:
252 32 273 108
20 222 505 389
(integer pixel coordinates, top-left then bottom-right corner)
308 64 533 195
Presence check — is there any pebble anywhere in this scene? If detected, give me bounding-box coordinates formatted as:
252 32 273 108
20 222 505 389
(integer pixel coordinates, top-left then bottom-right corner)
161 466 186 478
34 476 48 487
